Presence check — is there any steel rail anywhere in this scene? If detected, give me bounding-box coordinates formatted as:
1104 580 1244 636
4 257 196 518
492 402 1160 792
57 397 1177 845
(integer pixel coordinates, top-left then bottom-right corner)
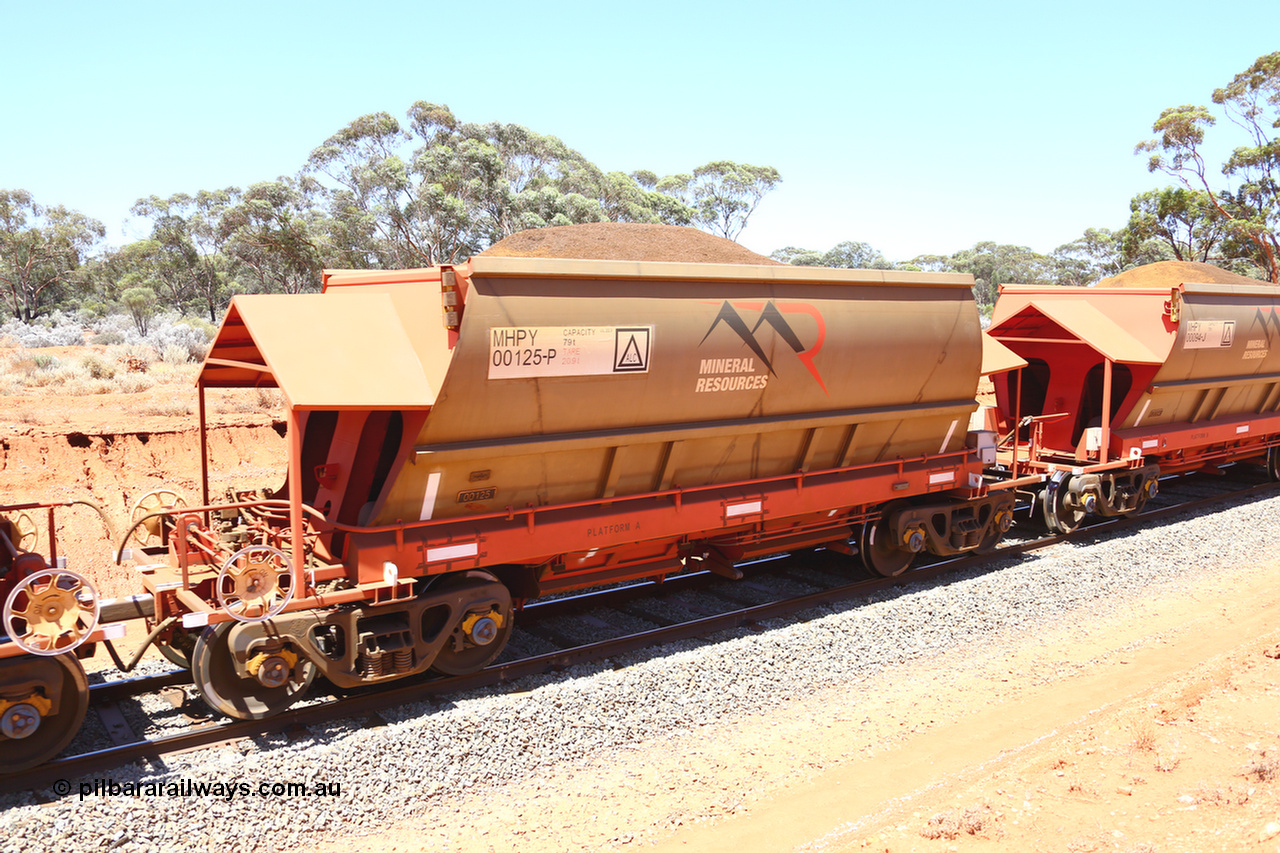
82 566 740 706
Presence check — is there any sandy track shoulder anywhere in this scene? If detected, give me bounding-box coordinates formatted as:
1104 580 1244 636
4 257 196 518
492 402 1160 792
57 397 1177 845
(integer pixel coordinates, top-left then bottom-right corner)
321 558 1280 853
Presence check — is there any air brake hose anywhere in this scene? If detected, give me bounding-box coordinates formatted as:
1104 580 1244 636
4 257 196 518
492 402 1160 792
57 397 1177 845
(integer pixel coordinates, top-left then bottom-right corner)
102 615 180 673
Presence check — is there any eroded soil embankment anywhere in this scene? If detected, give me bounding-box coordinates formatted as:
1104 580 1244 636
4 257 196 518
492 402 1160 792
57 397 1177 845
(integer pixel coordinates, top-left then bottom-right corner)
0 425 287 598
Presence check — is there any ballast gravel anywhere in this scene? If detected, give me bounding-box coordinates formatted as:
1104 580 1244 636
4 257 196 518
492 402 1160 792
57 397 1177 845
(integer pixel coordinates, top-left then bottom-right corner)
3 491 1278 853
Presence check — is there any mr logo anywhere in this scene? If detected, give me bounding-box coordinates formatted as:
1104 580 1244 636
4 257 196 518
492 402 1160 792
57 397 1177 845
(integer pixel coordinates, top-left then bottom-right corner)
1251 307 1280 343
700 301 827 393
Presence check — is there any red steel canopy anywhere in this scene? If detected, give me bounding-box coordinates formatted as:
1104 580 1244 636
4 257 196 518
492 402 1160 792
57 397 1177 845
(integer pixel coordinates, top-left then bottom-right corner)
198 292 448 410
989 295 1171 365
980 331 1027 375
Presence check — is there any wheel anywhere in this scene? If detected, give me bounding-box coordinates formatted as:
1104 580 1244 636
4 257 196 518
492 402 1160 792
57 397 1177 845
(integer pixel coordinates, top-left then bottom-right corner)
129 488 187 546
858 506 916 578
0 654 89 773
1042 473 1085 534
3 568 100 655
976 522 1003 554
429 571 514 676
976 504 1014 554
192 622 316 720
1268 446 1280 482
1122 476 1158 517
0 511 38 553
215 545 295 623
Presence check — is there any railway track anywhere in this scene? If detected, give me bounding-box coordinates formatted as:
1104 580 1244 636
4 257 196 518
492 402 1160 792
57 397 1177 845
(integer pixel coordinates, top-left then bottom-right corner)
5 467 1273 797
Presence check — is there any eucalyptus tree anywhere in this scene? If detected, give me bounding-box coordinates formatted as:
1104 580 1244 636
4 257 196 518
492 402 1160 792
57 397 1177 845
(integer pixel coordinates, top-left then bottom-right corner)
131 189 240 320
910 242 1053 314
600 170 692 226
1136 51 1280 282
306 102 710 267
0 189 104 321
306 104 600 265
770 246 826 266
1050 227 1125 286
1121 188 1226 266
77 239 165 315
656 162 781 241
220 178 326 295
770 240 891 269
120 283 158 335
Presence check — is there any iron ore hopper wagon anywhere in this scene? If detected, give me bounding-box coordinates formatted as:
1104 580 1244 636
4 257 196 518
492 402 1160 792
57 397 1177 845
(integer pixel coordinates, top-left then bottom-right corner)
1 256 1014 769
983 261 1280 531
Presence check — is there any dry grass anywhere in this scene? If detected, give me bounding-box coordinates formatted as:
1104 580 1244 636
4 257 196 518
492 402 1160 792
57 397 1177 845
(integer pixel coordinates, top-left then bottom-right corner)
1066 775 1089 794
255 388 283 410
116 374 156 394
0 345 197 395
212 387 285 415
1244 753 1279 782
126 399 194 418
919 803 1000 840
1130 724 1157 753
1191 781 1249 805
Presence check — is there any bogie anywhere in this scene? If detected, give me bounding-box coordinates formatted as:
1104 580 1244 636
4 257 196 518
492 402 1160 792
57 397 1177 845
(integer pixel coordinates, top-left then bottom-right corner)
0 653 89 772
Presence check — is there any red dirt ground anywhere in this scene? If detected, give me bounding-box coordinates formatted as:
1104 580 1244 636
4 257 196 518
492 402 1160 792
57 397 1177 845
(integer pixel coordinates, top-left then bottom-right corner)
0 377 286 598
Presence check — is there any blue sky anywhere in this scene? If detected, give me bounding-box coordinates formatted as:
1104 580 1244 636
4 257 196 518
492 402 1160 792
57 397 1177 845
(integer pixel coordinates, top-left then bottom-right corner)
2 0 1275 263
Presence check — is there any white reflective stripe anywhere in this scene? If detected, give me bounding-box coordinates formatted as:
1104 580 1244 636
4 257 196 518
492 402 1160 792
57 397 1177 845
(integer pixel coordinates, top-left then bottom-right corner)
928 471 955 485
726 501 762 517
1134 399 1151 427
153 580 183 592
939 419 958 454
1237 425 1250 434
100 623 127 640
427 542 479 563
182 611 210 629
420 472 441 521
1142 439 1158 449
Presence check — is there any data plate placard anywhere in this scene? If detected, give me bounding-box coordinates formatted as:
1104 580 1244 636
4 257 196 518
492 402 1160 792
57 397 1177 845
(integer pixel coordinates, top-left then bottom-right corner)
1183 319 1235 349
488 326 651 379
